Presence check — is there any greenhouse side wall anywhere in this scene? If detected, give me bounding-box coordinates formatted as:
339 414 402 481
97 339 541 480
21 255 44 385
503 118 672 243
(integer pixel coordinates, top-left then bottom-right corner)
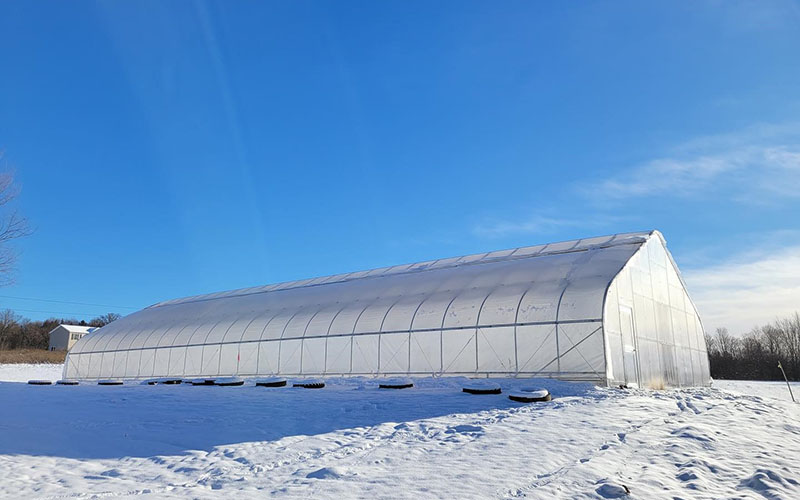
603 234 710 388
63 232 650 382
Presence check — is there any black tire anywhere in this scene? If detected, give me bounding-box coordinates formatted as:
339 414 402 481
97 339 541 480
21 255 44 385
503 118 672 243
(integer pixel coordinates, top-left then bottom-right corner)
379 382 414 389
256 379 287 387
216 380 245 386
56 380 79 386
98 380 123 386
508 391 551 403
161 379 182 385
27 380 52 385
462 387 501 395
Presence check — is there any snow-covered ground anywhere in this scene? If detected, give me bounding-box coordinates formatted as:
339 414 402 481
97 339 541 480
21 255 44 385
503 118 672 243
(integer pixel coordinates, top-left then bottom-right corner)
1 365 799 499
0 363 63 382
712 378 799 401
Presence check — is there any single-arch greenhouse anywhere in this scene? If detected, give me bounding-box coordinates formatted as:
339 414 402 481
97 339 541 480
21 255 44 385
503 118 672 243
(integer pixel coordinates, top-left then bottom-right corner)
64 230 711 387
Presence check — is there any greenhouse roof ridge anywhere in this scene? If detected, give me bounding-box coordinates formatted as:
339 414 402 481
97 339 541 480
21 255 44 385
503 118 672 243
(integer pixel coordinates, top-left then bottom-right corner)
148 230 657 309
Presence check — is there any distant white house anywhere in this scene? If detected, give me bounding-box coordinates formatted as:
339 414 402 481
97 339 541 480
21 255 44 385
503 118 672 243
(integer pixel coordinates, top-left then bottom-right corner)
48 325 94 351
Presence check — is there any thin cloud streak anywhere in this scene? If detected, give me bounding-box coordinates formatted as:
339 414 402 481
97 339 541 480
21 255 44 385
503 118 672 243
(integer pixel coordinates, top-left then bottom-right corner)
585 123 800 202
594 146 800 201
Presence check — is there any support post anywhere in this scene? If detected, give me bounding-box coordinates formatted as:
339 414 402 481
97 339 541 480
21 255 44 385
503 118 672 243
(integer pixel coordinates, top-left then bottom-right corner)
778 361 796 403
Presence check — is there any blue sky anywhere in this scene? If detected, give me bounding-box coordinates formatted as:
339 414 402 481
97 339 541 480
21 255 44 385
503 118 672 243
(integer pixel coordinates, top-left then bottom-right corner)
1 1 799 333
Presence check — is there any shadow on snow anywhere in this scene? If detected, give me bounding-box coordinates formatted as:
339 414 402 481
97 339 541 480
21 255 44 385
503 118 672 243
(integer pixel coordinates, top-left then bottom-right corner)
0 377 597 459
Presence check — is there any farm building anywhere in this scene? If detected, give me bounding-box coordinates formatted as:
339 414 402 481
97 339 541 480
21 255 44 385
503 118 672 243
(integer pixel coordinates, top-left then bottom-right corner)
48 324 94 351
64 231 710 387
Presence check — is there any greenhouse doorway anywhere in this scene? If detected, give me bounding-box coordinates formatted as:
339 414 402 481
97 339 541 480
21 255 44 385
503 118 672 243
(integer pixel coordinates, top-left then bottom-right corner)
620 307 640 388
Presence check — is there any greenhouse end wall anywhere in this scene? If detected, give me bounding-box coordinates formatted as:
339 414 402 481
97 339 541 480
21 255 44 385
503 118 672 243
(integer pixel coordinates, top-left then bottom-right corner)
603 233 711 388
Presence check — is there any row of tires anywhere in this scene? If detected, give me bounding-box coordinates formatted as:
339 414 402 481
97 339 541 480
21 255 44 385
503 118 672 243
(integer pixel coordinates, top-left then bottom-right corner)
26 377 321 388
26 376 395 389
27 377 552 402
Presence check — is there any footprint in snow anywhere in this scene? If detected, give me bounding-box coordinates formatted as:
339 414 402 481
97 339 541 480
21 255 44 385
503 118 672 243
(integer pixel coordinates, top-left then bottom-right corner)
676 470 700 482
445 424 484 435
595 482 630 498
739 469 800 492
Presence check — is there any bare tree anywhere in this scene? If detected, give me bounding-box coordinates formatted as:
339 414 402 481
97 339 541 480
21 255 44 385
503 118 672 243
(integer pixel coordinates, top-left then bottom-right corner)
89 313 122 328
714 327 740 358
760 324 784 357
705 315 800 381
776 313 800 373
0 309 23 350
0 166 31 284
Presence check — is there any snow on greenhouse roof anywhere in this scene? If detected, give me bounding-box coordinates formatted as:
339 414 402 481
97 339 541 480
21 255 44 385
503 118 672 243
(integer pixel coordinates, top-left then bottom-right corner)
149 231 655 309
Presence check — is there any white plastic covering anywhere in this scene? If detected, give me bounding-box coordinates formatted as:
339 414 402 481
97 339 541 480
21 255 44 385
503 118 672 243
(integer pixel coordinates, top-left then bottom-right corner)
603 232 710 387
64 231 710 386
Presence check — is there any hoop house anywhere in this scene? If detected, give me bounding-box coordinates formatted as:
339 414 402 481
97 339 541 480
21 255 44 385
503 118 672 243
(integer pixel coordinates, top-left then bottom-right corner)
64 230 710 387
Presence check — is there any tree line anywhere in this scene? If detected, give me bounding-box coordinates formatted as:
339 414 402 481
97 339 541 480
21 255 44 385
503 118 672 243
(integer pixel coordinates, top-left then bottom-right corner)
705 313 800 381
0 310 121 350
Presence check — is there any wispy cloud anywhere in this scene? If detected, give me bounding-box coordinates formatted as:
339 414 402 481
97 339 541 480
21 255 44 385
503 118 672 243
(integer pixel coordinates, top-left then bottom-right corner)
473 123 800 240
585 124 800 202
683 245 800 335
594 153 736 198
592 146 800 201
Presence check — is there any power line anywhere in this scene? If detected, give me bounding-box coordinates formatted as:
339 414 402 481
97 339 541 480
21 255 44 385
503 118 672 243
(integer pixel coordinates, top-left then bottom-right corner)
5 307 116 318
0 294 136 310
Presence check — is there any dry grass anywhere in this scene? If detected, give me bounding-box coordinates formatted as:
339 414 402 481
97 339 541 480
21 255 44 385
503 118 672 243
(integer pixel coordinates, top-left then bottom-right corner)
0 349 66 364
646 377 666 390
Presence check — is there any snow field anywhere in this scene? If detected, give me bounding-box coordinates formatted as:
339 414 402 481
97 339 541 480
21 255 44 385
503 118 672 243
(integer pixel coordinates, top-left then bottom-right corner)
1 364 799 499
0 363 63 382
